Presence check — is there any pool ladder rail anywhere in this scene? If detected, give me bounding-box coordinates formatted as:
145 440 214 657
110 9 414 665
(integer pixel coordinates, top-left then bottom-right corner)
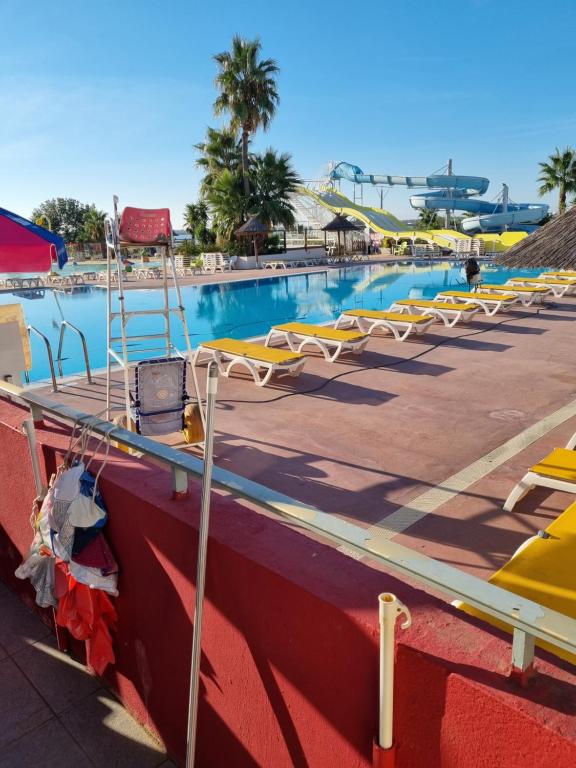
25 320 93 392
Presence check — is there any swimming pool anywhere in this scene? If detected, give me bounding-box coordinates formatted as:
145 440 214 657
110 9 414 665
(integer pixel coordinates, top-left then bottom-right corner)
1 262 543 382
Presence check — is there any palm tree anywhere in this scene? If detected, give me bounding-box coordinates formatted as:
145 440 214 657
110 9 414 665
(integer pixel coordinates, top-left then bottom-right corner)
418 209 441 230
83 207 107 257
249 149 300 228
538 147 576 215
183 202 208 235
213 36 279 197
207 169 249 240
194 126 242 198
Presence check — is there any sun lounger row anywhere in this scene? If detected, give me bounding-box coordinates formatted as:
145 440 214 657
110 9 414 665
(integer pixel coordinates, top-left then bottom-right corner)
1 276 45 289
193 285 526 386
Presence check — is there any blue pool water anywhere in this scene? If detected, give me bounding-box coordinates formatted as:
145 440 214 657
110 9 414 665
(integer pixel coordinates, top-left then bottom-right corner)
1 262 543 382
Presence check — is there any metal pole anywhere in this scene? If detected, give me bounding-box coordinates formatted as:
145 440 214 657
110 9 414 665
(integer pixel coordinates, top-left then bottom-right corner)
186 362 219 768
21 419 46 498
377 593 411 750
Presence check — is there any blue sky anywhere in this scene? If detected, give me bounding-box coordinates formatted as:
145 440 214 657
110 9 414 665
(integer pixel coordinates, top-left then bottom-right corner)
1 0 575 226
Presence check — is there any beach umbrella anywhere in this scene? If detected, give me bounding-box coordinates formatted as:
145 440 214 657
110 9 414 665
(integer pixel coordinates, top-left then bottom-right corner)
499 206 576 269
0 207 68 272
321 213 363 255
235 215 270 267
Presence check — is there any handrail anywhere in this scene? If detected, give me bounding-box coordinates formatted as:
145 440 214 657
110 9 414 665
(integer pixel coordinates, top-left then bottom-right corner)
1 378 575 673
27 325 58 392
57 320 93 383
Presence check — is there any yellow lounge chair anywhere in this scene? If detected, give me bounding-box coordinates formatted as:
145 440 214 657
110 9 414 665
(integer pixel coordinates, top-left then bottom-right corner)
481 283 550 306
457 499 576 666
507 277 576 297
540 271 576 280
436 290 518 315
504 430 576 511
266 322 369 362
389 298 480 327
335 308 435 340
193 338 306 387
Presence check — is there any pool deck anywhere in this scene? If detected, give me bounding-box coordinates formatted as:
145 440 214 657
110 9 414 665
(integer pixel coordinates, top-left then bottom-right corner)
30 292 576 583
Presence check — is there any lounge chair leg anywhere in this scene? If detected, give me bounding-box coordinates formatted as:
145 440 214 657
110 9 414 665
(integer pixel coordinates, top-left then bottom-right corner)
503 474 536 512
258 366 275 386
567 434 576 450
284 332 299 353
436 311 454 327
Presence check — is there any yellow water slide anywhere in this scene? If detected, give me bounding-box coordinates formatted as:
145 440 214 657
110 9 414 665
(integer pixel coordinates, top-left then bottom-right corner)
300 187 526 251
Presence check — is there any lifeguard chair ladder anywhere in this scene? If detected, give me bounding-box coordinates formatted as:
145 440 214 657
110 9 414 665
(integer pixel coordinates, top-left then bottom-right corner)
104 196 203 443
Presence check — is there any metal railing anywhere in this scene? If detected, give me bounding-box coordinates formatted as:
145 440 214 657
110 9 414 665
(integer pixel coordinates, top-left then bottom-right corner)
1 378 575 675
24 320 93 393
27 325 58 392
56 320 93 383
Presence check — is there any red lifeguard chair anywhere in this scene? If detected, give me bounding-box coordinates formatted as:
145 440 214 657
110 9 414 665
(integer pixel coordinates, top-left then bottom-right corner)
104 197 204 445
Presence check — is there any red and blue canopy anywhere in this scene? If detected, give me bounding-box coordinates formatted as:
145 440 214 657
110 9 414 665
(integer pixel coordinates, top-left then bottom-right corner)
0 207 68 273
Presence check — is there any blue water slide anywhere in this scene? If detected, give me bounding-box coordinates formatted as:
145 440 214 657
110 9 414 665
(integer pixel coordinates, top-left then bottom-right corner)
330 161 548 234
409 193 548 233
331 161 489 196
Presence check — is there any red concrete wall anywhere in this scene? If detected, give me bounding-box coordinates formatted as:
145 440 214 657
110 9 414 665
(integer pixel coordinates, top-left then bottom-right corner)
1 397 576 768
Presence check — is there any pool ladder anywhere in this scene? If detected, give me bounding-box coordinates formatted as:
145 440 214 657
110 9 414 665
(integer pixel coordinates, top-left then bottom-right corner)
26 321 93 392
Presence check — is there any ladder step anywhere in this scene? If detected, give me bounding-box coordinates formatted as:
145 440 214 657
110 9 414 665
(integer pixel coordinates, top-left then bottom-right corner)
110 309 170 319
110 333 168 343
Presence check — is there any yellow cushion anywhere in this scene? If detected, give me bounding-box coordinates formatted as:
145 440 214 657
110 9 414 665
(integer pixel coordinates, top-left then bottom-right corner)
531 447 576 482
542 272 576 278
459 500 576 665
394 299 478 311
273 322 367 342
519 278 576 285
439 290 517 301
342 309 433 323
483 284 549 293
200 338 304 365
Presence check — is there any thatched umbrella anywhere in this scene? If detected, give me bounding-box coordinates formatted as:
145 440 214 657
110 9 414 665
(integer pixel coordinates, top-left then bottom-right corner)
499 207 576 269
321 213 363 255
235 215 270 267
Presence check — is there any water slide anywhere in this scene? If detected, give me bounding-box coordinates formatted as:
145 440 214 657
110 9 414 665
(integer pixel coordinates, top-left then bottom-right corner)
299 187 469 250
330 161 547 235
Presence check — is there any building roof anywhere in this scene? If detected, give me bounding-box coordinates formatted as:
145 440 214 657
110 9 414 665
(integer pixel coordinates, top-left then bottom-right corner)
321 213 363 232
235 215 269 236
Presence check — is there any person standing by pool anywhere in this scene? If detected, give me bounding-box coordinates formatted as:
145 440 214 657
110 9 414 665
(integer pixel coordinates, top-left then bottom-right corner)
465 257 481 290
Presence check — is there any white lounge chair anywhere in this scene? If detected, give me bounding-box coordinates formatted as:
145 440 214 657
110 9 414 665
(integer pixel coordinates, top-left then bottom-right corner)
266 322 369 362
436 290 518 315
263 261 288 270
193 338 306 387
335 308 435 340
200 253 220 273
389 299 480 327
135 267 162 280
540 272 576 280
503 431 576 511
507 278 576 298
481 284 550 306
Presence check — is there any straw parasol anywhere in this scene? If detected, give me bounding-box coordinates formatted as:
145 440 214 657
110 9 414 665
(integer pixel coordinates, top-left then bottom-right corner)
235 215 270 267
321 213 363 255
498 206 576 269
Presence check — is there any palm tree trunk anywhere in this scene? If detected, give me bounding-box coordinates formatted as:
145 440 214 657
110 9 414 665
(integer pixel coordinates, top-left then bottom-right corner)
559 184 566 215
241 129 250 197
